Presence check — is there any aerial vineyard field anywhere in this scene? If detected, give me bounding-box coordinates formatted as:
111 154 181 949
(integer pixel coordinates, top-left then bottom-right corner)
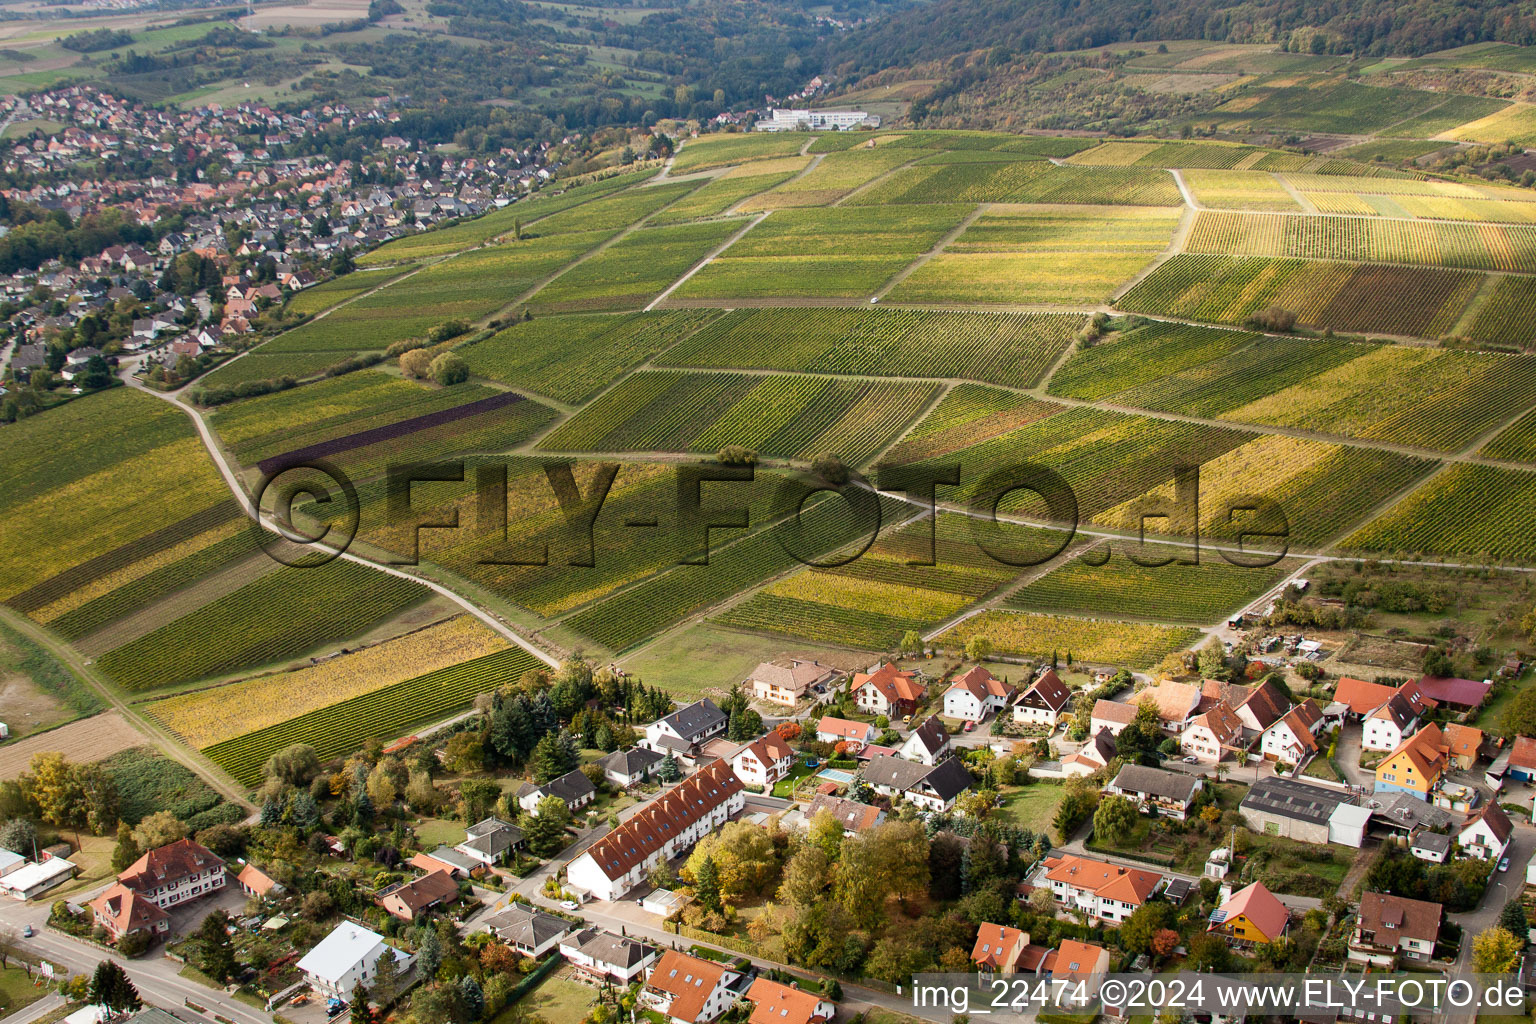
525 181 701 235
1379 94 1510 138
739 146 918 208
146 614 508 748
285 266 415 317
198 351 359 390
879 387 1063 465
1069 141 1265 169
94 558 429 692
727 205 973 257
203 646 544 784
461 309 723 403
1008 554 1303 623
263 231 613 353
1216 345 1536 451
657 307 1080 387
937 609 1201 668
1184 211 1536 272
671 133 810 172
1281 172 1522 200
537 370 937 463
1092 433 1437 547
671 255 916 299
529 219 741 312
1182 170 1302 211
356 171 649 264
1446 102 1536 145
1046 320 1258 402
560 493 909 652
1112 338 1369 417
1116 254 1482 337
1342 464 1536 563
1333 140 1450 163
848 161 1183 207
890 204 1179 305
1204 76 1445 134
1462 274 1536 348
0 390 231 605
650 165 807 224
1481 407 1536 462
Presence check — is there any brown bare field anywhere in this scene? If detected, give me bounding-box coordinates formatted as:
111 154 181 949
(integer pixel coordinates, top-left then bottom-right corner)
0 674 70 739
0 711 141 779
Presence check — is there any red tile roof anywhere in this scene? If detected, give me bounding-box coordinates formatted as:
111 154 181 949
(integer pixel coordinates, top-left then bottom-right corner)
746 977 830 1024
1044 854 1161 905
1211 881 1288 942
582 760 743 883
853 663 925 705
118 838 224 893
647 951 728 1023
90 882 168 935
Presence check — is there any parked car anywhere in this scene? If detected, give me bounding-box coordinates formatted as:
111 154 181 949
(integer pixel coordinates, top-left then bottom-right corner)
1498 857 1511 872
962 721 974 732
560 900 579 911
1182 755 1199 763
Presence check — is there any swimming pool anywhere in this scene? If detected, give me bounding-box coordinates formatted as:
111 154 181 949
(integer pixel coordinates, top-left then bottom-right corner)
817 768 855 784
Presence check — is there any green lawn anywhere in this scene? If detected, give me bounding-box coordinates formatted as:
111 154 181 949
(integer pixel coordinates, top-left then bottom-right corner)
995 783 1068 833
772 762 817 798
616 622 857 700
1473 668 1531 737
518 968 595 1021
0 965 50 1018
414 818 466 848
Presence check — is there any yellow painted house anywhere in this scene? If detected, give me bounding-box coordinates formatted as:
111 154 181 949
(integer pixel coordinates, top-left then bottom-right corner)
1208 881 1289 947
1375 722 1448 801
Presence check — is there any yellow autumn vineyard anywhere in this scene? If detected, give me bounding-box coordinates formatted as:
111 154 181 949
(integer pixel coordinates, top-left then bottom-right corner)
145 615 509 749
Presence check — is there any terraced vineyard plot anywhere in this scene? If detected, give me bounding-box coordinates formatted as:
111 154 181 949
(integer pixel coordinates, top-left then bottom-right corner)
657 307 1080 387
1282 173 1524 200
938 610 1201 667
727 205 972 257
1008 554 1303 623
1117 254 1481 338
895 404 1254 523
890 204 1179 305
0 389 231 606
1185 211 1536 271
357 171 649 263
1204 76 1444 134
1380 94 1510 138
146 614 508 748
879 386 1063 464
1216 346 1536 451
671 133 810 172
1333 140 1450 163
1112 338 1370 417
1342 464 1536 563
263 231 613 353
462 309 723 403
1182 170 1302 211
739 146 919 208
95 558 429 691
538 370 937 463
675 256 916 299
650 165 807 224
1388 196 1536 224
526 180 698 235
849 161 1182 207
1463 275 1536 348
1093 434 1437 547
285 265 415 317
1069 141 1265 168
1447 102 1536 145
1046 321 1259 402
716 511 1027 649
197 350 358 390
1481 407 1536 461
260 391 558 483
560 492 910 653
530 219 741 312
215 376 499 465
204 645 544 784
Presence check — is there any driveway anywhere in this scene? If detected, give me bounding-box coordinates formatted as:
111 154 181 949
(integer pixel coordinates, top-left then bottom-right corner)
1334 723 1374 793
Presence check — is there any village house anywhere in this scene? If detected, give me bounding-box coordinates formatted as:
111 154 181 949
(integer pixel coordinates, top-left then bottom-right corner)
1051 940 1114 1012
598 747 664 788
1239 777 1371 847
566 761 744 902
1363 693 1421 752
747 658 839 706
641 949 745 1024
970 922 1029 975
235 863 283 900
559 927 658 984
378 867 460 921
1458 803 1513 861
643 700 728 763
1349 892 1442 966
1208 881 1289 947
1259 701 1325 764
942 666 1016 722
1135 682 1202 735
745 977 835 1024
1415 675 1492 712
899 716 953 766
1038 854 1162 924
1226 678 1291 736
483 901 572 958
1105 764 1203 820
862 754 974 812
1409 831 1452 863
1507 736 1536 782
1180 702 1244 763
852 663 925 717
803 793 886 835
1061 730 1117 777
816 716 876 751
90 838 226 939
729 732 795 789
1012 668 1072 729
296 923 412 999
453 817 525 869
1090 700 1137 737
1376 723 1450 801
518 769 596 815
1442 723 1484 771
